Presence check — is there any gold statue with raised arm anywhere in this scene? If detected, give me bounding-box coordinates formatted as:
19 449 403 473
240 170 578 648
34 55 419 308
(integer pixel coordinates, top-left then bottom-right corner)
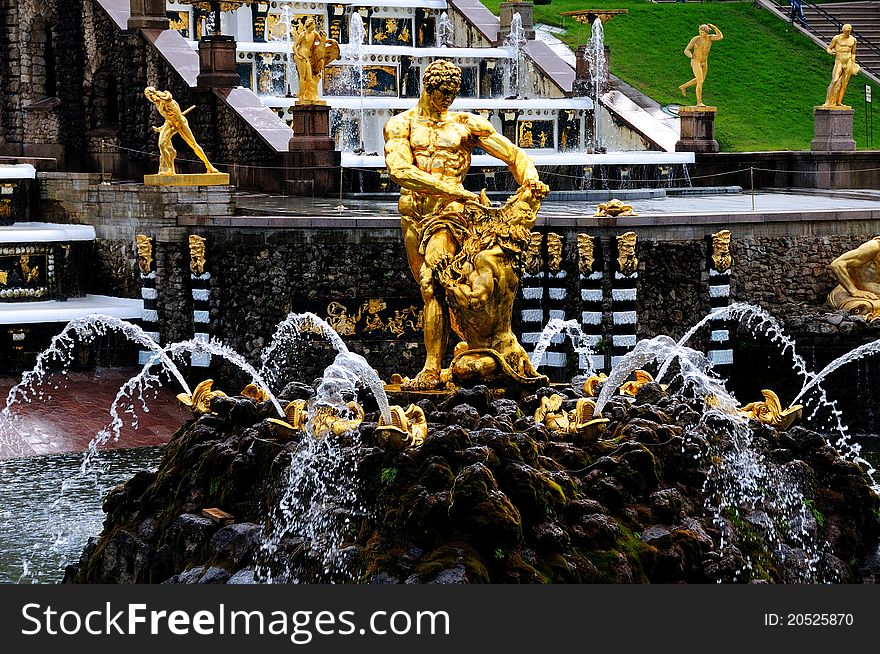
293 16 340 105
828 236 880 322
383 59 549 391
143 86 228 185
679 23 723 108
822 24 860 108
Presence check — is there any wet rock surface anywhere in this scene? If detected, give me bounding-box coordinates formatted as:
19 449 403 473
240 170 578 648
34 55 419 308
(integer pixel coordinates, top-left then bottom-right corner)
66 387 880 584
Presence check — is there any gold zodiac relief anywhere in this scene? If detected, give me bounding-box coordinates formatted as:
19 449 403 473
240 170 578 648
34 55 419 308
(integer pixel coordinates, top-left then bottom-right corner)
518 121 534 148
188 235 207 276
326 301 360 335
363 298 386 331
135 235 153 275
711 229 732 272
547 233 564 273
577 234 596 275
19 255 38 284
739 389 803 431
616 231 639 276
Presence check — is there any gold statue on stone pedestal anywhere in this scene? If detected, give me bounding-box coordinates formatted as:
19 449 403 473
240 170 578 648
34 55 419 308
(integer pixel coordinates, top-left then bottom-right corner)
821 24 859 109
383 59 549 391
828 236 880 322
678 23 723 108
143 86 229 186
293 16 340 105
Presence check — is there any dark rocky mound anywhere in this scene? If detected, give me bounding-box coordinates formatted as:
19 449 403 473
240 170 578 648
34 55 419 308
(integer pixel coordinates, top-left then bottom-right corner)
65 383 880 584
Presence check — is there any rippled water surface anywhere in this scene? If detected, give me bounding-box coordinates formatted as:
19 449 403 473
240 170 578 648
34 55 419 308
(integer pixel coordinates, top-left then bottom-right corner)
0 446 164 583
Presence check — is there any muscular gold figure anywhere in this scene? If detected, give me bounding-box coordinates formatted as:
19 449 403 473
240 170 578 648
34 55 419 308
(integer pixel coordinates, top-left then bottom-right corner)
144 87 219 176
384 60 547 390
293 17 340 104
679 24 723 107
828 237 880 321
822 24 860 108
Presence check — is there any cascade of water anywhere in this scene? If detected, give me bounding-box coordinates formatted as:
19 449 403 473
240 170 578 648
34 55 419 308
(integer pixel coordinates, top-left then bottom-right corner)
502 13 526 100
593 336 827 581
348 12 366 151
586 18 606 152
529 318 596 373
2 315 190 418
259 312 391 423
437 11 454 47
255 426 364 583
663 302 874 489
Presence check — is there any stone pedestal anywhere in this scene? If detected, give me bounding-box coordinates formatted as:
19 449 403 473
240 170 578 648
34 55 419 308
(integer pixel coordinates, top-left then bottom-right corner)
286 104 341 196
128 0 170 31
573 44 611 97
811 107 856 151
196 36 241 90
144 172 230 186
497 2 536 45
675 106 719 153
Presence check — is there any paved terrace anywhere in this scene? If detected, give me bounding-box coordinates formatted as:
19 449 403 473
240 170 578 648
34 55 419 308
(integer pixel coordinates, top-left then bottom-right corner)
178 189 880 241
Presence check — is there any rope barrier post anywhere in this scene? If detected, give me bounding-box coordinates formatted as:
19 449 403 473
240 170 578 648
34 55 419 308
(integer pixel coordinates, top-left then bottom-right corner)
750 166 755 211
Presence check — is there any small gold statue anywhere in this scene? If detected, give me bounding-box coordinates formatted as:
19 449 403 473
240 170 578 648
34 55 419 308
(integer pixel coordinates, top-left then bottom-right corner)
827 236 880 321
188 235 207 276
534 394 570 432
619 369 657 397
135 235 153 275
240 383 271 403
143 86 228 185
739 389 803 431
595 199 637 217
679 23 723 108
821 24 860 109
582 372 608 397
375 404 428 450
534 394 609 439
384 60 549 391
711 229 732 272
616 231 639 276
577 234 596 275
293 16 340 105
177 379 227 415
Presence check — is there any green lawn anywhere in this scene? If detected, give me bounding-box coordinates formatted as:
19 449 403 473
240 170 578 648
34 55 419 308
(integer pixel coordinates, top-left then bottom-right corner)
481 1 880 151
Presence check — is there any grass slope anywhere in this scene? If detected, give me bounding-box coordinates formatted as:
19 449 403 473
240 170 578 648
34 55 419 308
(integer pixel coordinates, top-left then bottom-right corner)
481 1 880 151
